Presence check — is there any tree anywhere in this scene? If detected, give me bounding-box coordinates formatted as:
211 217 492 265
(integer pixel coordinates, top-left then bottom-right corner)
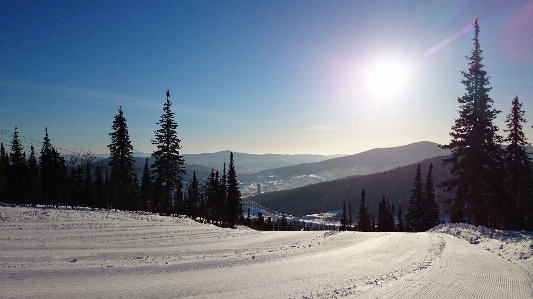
440 19 503 227
340 201 347 231
108 107 136 211
226 152 242 228
185 171 200 219
423 163 440 230
503 96 533 230
151 90 185 216
8 127 27 205
94 166 106 208
0 143 9 203
39 128 65 207
82 160 95 208
397 205 404 232
358 190 371 231
348 201 353 230
27 145 39 206
406 164 423 231
140 158 152 212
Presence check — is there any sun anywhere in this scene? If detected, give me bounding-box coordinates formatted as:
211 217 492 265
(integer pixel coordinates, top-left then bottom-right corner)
367 61 409 97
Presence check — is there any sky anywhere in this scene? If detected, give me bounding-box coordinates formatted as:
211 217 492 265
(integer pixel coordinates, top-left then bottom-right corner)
1 0 533 155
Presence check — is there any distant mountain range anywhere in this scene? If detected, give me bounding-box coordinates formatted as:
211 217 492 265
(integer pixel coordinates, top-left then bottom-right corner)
250 155 452 218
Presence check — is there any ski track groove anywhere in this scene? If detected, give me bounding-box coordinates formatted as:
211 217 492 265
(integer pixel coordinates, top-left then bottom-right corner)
1 206 532 299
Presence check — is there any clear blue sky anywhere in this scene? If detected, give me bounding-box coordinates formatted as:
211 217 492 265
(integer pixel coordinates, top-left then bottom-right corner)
1 0 532 155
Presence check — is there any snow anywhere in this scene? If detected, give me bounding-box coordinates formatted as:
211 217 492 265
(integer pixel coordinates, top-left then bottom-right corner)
1 205 532 298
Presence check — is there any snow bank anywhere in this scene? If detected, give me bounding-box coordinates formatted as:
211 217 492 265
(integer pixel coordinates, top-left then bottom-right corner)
429 223 533 263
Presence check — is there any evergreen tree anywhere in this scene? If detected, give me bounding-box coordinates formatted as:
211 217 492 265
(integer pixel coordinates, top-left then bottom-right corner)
226 152 242 228
406 164 423 231
94 166 105 208
0 143 9 203
151 90 185 216
358 190 371 231
397 205 404 232
140 158 152 212
108 107 136 211
83 160 96 208
39 128 65 207
503 96 533 230
340 201 347 231
348 201 353 231
440 19 503 227
8 127 27 205
27 145 39 206
185 171 200 219
423 163 440 230
68 165 84 209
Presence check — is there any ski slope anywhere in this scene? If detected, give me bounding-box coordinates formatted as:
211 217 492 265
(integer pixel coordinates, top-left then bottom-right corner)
1 206 532 298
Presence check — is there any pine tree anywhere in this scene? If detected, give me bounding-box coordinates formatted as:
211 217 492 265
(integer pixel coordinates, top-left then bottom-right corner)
185 171 200 219
503 96 533 230
151 90 185 216
406 164 423 231
94 166 105 208
423 163 440 230
140 158 152 212
108 107 136 211
440 19 503 227
348 201 353 231
0 143 9 203
8 127 27 205
39 128 65 207
340 201 347 231
397 205 404 232
27 145 39 206
226 152 242 228
358 190 371 231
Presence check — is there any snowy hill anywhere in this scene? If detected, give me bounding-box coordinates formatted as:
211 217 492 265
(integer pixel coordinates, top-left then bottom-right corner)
1 205 531 298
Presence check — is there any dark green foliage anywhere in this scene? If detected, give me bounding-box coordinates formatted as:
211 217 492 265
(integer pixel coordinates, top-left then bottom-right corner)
226 152 242 228
503 96 533 230
184 171 200 219
358 190 371 231
0 143 9 202
151 90 185 216
94 166 106 208
406 165 423 231
377 196 395 232
340 201 347 231
440 20 503 227
108 107 136 211
140 158 152 212
423 163 440 229
39 128 66 207
27 145 39 206
397 205 404 232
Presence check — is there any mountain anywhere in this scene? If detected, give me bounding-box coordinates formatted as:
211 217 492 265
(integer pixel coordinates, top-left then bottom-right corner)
182 151 343 174
250 155 453 218
238 141 450 195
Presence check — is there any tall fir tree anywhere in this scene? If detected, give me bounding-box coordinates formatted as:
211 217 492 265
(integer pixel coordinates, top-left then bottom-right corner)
39 128 65 207
108 107 136 211
185 171 200 219
406 164 423 231
340 201 348 231
151 90 185 216
8 127 27 205
358 189 371 231
440 19 503 227
140 158 152 212
27 145 39 206
0 143 9 203
348 201 353 230
422 163 440 230
226 152 242 228
503 96 533 230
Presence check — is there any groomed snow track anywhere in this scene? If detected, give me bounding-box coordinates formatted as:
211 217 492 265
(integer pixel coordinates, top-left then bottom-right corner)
1 206 531 298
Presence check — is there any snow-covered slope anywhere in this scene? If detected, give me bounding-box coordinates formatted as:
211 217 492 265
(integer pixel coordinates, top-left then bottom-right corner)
1 206 531 298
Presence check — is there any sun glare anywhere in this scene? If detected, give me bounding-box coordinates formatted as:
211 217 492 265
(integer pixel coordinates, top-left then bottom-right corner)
367 61 409 97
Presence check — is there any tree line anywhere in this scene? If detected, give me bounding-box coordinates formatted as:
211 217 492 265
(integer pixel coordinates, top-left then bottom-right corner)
0 90 244 228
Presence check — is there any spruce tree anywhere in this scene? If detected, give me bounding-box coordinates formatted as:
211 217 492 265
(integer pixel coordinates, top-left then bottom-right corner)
358 190 371 231
0 143 9 203
423 163 440 230
151 90 185 216
94 166 105 208
185 171 200 219
226 152 242 228
503 96 533 229
27 145 39 206
406 164 423 231
8 127 27 205
340 201 347 231
39 128 65 207
140 158 152 212
108 107 136 211
348 201 353 231
440 19 503 227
